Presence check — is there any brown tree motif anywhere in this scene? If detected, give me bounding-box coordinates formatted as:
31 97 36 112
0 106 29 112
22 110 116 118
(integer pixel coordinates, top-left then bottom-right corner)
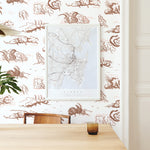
34 3 53 15
19 10 29 20
4 110 29 120
6 0 27 4
2 21 14 26
0 95 13 105
7 66 30 78
59 12 89 24
104 76 120 89
0 6 2 14
97 90 108 102
34 52 45 65
68 103 92 116
109 110 120 122
104 2 120 15
100 57 112 68
99 90 108 102
4 36 39 45
101 41 116 53
23 100 48 107
66 0 101 8
98 15 108 27
106 25 120 33
33 78 45 89
95 114 116 126
22 20 45 33
48 0 61 10
42 47 45 52
20 85 29 94
106 100 120 108
109 35 120 47
0 49 28 62
21 95 48 107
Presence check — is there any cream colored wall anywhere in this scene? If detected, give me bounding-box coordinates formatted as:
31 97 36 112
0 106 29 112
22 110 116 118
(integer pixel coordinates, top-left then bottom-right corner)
130 0 150 149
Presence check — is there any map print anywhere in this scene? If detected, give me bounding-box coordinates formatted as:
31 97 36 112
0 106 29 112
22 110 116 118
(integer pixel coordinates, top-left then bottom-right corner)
47 25 100 100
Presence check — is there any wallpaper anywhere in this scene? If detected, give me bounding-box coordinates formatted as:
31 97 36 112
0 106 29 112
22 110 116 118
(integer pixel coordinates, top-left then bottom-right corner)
0 0 121 136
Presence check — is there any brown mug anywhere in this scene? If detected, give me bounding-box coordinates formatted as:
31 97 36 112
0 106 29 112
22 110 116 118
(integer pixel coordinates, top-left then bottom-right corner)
87 122 98 135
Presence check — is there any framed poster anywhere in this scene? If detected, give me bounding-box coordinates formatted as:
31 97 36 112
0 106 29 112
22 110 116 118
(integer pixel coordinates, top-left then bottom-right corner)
46 24 100 100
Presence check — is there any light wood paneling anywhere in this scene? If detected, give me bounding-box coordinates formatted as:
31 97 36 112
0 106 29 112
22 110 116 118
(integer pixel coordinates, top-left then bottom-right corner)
136 0 150 35
134 98 150 150
130 0 150 150
136 49 150 82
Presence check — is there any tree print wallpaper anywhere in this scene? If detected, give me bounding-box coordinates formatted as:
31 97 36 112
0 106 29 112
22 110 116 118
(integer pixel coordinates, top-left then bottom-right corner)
0 0 121 137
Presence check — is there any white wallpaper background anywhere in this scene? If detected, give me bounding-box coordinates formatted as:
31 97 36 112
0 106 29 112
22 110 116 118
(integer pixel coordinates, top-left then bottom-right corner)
0 0 121 136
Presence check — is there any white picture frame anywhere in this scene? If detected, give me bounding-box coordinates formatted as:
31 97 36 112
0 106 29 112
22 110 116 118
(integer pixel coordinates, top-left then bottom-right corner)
46 24 100 100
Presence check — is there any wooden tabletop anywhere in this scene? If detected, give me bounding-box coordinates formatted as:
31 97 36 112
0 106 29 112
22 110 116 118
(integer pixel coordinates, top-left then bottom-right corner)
0 124 127 150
